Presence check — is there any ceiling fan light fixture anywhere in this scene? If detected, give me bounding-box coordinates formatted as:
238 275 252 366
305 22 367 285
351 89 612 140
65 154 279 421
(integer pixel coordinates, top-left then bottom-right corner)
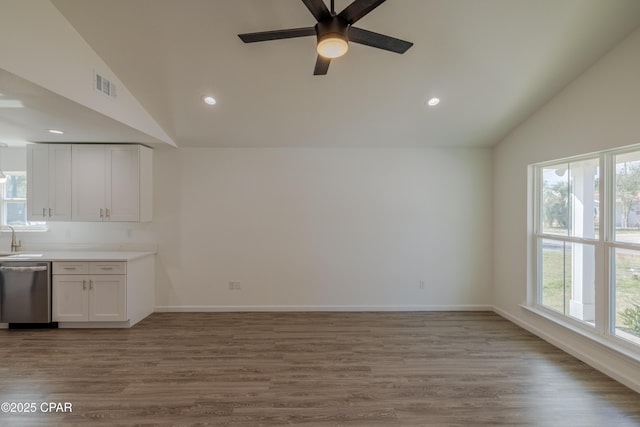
317 36 349 59
316 18 349 59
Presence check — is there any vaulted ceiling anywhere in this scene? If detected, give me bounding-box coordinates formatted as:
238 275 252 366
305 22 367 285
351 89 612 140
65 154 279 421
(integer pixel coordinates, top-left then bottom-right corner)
4 1 640 148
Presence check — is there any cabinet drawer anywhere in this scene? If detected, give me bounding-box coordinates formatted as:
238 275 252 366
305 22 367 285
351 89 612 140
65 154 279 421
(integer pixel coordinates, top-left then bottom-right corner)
89 262 126 275
53 262 89 275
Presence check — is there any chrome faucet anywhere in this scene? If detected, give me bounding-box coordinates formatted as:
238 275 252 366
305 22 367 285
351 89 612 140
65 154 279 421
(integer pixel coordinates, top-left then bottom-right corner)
0 225 21 252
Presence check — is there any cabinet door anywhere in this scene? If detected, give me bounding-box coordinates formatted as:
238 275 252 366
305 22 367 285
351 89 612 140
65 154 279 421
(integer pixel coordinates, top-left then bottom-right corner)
26 144 50 221
72 145 106 221
48 144 72 220
52 275 89 321
106 145 139 222
89 275 126 321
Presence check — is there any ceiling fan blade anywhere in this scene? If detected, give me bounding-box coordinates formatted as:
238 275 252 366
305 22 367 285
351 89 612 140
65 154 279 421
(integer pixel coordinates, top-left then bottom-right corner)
314 55 331 75
338 0 386 25
301 0 332 22
349 27 413 53
238 27 316 43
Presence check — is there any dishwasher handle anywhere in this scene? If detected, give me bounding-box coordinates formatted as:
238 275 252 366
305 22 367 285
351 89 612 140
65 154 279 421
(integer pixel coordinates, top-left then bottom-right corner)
0 266 48 272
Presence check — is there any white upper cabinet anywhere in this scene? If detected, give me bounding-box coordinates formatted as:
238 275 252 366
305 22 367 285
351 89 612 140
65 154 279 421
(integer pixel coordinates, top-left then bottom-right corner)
71 144 152 222
71 145 106 221
27 144 72 221
108 145 141 222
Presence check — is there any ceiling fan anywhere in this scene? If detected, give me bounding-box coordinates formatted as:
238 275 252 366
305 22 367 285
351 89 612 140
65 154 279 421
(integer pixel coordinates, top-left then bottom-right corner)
238 0 413 75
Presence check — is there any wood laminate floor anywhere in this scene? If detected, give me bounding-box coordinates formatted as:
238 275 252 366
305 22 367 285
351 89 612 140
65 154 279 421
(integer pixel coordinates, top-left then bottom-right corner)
0 311 639 426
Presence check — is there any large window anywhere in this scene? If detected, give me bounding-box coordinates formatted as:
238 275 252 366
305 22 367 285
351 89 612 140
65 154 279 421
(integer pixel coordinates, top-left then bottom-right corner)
533 147 640 351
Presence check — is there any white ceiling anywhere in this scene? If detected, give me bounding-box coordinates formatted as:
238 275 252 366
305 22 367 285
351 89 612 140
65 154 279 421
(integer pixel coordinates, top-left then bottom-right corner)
5 0 640 148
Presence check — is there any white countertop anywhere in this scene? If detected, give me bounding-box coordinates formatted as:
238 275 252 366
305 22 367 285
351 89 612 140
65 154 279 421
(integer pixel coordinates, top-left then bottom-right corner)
0 251 155 262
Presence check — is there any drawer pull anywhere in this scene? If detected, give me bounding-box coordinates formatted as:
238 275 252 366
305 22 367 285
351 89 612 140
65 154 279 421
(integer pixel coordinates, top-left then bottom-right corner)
63 267 77 270
100 267 113 270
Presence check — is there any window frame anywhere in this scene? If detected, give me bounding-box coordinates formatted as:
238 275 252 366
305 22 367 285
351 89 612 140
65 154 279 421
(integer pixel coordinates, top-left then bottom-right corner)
0 170 47 231
530 146 640 359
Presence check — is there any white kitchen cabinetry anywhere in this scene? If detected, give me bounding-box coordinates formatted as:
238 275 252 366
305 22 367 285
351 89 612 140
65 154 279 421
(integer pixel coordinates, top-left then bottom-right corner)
71 144 152 222
52 261 126 322
26 144 72 221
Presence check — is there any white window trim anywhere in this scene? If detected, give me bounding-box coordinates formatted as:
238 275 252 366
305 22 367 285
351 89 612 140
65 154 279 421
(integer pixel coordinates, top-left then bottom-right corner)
521 304 640 364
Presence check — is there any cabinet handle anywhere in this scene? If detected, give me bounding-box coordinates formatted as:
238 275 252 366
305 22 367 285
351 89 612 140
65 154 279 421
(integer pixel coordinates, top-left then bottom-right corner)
82 280 87 290
63 267 76 271
42 208 46 217
49 208 52 217
100 208 104 219
89 280 93 290
100 267 113 271
106 208 111 219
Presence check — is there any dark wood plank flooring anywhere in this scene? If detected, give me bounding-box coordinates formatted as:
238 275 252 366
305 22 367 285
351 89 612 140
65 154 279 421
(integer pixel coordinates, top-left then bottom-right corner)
1 311 639 426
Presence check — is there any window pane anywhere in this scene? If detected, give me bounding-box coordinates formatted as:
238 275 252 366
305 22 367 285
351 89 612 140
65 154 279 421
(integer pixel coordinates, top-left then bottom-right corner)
3 173 26 199
568 159 599 239
542 165 569 235
4 201 27 225
613 249 640 346
615 151 640 244
541 239 568 312
540 239 595 325
541 159 599 239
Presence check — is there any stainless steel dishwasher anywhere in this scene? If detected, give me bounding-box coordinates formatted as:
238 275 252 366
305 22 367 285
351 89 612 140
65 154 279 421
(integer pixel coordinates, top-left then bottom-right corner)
0 261 52 324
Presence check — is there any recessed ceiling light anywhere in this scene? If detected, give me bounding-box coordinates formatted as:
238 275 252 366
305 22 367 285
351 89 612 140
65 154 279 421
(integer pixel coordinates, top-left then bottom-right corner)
202 96 217 106
48 129 64 134
426 97 440 107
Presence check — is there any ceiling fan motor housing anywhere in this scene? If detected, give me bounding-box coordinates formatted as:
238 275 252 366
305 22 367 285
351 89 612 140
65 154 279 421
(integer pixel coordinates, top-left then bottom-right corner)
315 16 350 57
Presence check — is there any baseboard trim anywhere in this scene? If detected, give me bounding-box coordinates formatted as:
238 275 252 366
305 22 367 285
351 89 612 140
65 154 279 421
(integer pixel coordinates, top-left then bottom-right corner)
493 306 640 394
154 304 493 313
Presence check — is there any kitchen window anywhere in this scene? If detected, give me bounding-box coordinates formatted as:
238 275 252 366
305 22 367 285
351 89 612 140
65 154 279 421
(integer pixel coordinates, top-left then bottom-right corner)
0 171 46 230
531 146 640 355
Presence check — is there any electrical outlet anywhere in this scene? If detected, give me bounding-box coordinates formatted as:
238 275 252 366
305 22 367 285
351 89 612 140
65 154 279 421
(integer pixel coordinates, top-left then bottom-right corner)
228 281 241 291
419 280 425 290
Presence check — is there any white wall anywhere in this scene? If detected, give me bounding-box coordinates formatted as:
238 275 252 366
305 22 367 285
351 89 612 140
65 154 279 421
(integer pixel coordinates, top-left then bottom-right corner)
153 147 493 311
0 147 26 171
3 144 491 311
493 27 640 391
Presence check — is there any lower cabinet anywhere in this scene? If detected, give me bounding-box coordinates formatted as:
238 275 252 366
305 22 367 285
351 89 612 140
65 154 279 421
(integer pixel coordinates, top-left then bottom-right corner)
52 262 127 322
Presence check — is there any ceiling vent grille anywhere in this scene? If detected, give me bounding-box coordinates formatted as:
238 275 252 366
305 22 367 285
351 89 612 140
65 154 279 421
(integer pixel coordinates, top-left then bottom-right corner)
95 72 117 98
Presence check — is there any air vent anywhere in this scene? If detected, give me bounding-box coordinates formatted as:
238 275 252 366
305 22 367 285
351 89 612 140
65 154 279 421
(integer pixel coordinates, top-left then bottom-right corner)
94 72 117 98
